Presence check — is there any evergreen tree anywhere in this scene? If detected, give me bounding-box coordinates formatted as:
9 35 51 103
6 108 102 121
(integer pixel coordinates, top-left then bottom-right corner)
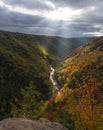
12 82 43 119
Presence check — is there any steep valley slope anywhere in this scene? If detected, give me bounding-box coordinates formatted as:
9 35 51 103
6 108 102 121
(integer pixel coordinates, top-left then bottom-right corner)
44 37 103 130
0 30 98 130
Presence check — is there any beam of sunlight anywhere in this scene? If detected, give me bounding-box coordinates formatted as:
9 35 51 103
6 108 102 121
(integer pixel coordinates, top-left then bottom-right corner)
0 0 83 22
45 7 83 21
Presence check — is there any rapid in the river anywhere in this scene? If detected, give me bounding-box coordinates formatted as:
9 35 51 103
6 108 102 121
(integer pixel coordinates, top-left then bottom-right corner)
50 66 59 92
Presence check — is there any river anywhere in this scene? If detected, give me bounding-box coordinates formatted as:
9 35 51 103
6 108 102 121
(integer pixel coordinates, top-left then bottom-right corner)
50 65 59 92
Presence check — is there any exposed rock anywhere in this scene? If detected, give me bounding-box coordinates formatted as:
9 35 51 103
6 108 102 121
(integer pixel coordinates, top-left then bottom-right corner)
0 118 68 130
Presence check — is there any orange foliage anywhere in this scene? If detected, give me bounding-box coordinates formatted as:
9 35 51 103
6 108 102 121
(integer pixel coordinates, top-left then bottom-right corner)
48 94 57 104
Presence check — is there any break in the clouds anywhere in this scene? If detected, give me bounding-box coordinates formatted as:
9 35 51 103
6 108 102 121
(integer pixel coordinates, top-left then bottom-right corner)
0 0 103 37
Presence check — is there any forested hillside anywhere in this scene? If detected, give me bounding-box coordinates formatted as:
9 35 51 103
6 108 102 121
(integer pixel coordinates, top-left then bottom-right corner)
0 31 93 120
0 31 51 119
0 31 94 59
56 37 103 89
44 37 103 130
0 30 97 129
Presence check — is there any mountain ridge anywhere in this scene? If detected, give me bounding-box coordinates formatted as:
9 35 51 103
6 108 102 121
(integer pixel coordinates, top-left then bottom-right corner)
0 30 96 39
0 30 95 58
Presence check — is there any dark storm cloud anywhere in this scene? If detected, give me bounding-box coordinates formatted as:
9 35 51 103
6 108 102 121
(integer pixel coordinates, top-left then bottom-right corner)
0 6 44 27
3 0 103 10
3 0 54 10
0 5 61 29
0 0 103 37
0 5 60 35
51 0 103 9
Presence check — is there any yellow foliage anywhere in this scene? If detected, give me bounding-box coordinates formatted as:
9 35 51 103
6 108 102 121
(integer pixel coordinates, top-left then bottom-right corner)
55 91 63 103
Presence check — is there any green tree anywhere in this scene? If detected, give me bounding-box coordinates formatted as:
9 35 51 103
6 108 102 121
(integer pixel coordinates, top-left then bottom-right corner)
12 82 43 119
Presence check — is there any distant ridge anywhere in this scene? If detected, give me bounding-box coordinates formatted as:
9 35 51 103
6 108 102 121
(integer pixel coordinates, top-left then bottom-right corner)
0 30 96 58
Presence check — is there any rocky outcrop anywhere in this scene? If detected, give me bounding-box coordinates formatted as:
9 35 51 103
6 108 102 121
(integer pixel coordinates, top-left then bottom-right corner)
0 118 68 130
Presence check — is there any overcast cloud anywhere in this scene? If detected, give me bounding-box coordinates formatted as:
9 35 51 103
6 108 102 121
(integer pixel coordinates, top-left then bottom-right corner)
0 0 103 37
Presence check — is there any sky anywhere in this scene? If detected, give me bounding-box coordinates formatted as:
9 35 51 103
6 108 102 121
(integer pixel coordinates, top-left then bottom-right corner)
0 0 103 38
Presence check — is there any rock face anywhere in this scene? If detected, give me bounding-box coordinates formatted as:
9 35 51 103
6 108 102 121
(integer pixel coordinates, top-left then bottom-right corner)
0 118 68 130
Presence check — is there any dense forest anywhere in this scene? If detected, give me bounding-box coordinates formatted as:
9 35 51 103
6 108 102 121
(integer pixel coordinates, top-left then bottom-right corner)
0 30 93 120
0 30 102 130
0 31 53 119
44 37 103 130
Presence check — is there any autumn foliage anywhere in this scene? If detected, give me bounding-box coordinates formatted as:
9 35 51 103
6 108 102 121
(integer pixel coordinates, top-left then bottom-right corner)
48 37 103 130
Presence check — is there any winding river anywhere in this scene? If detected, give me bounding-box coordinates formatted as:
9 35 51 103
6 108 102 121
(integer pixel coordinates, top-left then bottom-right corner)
50 66 59 92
